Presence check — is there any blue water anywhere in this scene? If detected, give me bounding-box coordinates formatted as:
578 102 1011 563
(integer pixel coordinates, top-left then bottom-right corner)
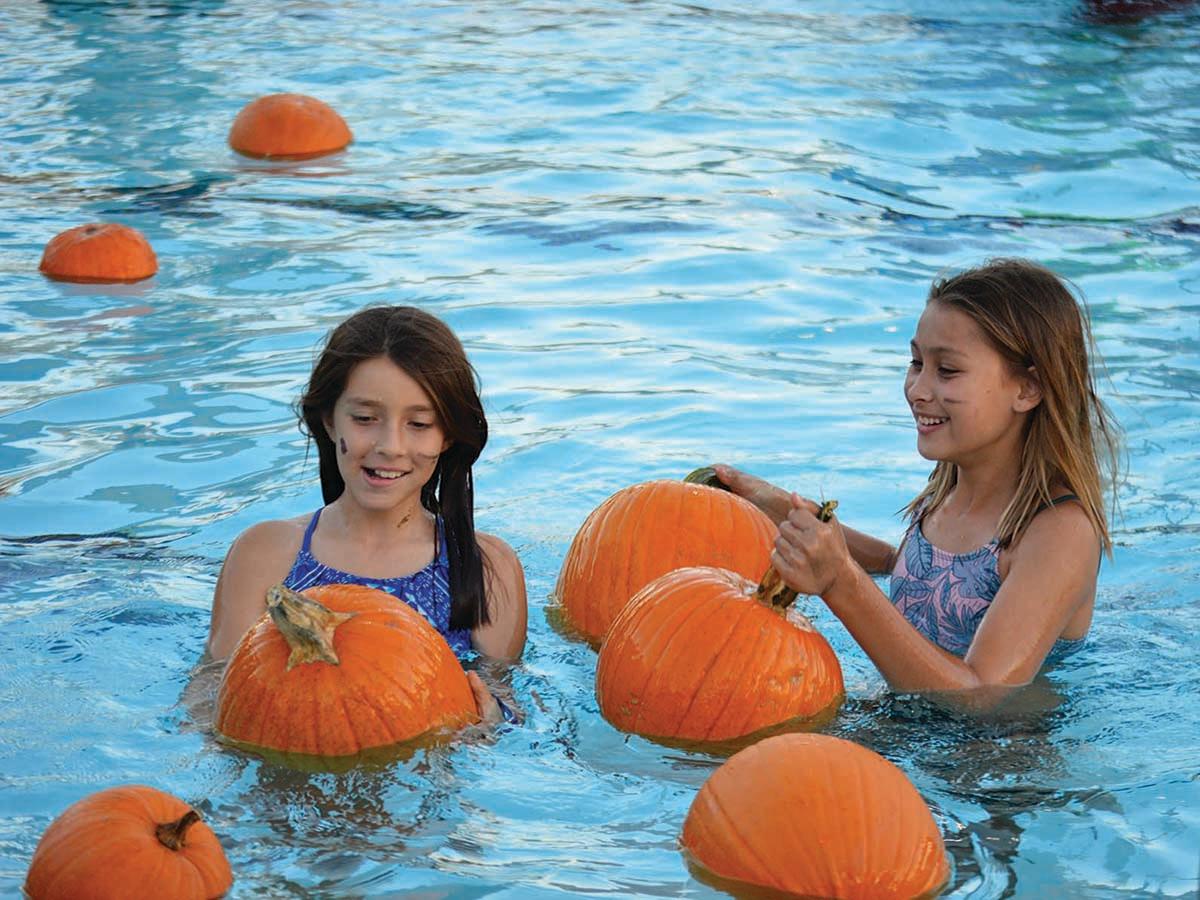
1 0 1198 896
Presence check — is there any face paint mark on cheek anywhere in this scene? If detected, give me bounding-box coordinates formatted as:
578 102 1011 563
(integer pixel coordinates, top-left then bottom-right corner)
339 437 348 455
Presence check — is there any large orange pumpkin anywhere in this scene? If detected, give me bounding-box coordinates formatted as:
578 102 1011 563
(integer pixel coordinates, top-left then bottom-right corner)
596 564 843 743
24 784 232 900
554 479 776 645
682 733 950 899
215 583 477 762
228 93 352 159
39 223 157 283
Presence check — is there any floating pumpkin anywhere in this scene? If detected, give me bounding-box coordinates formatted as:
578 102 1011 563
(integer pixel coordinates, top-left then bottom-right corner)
24 784 232 900
554 477 776 645
215 583 477 763
228 93 352 159
682 733 950 899
39 223 157 283
596 563 844 744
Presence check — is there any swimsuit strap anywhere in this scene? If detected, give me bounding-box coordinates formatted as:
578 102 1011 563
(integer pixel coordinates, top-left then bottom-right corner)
300 507 322 554
1034 492 1080 515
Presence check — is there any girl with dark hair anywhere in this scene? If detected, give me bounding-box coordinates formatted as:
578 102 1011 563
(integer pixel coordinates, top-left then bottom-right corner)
205 306 526 720
715 259 1121 706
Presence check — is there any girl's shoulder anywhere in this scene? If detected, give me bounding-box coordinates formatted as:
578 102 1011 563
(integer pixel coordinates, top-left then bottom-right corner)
1002 492 1098 572
476 530 523 574
227 513 312 567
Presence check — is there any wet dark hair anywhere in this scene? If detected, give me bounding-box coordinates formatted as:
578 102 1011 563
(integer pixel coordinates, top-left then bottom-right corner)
298 305 491 630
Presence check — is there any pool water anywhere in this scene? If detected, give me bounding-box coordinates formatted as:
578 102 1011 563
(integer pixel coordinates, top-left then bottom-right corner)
2 1 1198 896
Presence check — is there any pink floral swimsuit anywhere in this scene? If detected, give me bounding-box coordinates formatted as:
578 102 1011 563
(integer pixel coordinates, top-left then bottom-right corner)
888 496 1085 663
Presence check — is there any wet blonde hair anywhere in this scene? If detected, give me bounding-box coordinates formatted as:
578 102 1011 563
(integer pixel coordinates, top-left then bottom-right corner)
904 258 1121 554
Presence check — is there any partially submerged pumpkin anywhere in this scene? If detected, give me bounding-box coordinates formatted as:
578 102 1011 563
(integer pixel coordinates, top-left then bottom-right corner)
39 223 157 283
554 477 775 645
596 498 843 744
215 583 477 763
24 784 232 900
596 563 844 744
682 733 950 900
228 93 352 159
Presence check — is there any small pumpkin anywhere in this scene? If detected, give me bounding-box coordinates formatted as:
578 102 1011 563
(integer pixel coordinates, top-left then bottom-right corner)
39 223 157 283
24 784 232 900
554 478 776 645
228 93 352 159
682 733 950 899
596 563 844 744
215 583 477 763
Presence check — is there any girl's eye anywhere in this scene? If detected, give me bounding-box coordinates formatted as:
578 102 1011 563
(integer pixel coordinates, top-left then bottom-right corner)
410 421 433 430
937 367 959 377
350 414 375 424
908 359 922 370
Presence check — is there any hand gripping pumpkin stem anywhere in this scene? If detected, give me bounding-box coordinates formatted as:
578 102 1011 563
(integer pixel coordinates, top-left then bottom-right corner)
154 809 201 851
266 583 357 670
755 499 839 610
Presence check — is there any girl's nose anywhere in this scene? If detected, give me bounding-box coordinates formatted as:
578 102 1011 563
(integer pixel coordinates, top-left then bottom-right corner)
905 369 931 403
374 421 407 456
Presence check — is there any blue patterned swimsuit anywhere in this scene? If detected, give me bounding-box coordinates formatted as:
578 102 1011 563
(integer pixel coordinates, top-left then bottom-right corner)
282 508 473 656
888 496 1085 665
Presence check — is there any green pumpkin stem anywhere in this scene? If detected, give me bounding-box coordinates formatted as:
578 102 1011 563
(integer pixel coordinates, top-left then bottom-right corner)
266 584 357 671
682 466 728 490
755 499 840 610
155 809 201 851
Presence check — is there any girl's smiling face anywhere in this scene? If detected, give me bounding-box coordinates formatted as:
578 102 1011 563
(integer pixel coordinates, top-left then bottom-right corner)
324 355 450 512
905 300 1040 468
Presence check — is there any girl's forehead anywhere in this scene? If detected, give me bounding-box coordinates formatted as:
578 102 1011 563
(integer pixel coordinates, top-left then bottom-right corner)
913 301 990 349
340 356 433 405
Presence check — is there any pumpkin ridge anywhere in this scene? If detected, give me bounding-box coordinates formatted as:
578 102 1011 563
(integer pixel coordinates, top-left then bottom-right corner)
598 577 694 731
779 752 832 894
703 775 779 886
339 655 402 749
724 608 792 738
622 578 716 733
355 637 433 742
666 592 746 738
603 485 647 638
239 652 280 746
326 669 362 757
564 497 609 640
695 600 774 740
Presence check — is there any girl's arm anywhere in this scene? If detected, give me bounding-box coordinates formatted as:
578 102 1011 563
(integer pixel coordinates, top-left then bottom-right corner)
774 495 1099 705
473 532 528 661
713 464 897 574
206 519 304 661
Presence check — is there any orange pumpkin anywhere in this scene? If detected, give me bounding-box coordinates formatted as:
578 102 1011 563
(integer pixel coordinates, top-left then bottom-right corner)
682 733 950 899
215 583 477 762
24 784 232 900
228 93 352 159
596 565 843 743
554 479 776 645
39 223 157 283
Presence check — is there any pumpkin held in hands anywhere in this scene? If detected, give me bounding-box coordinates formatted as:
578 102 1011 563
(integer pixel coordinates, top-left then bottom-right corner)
682 733 950 900
596 564 844 744
228 93 352 159
24 784 232 900
215 583 477 762
39 223 157 283
554 478 775 645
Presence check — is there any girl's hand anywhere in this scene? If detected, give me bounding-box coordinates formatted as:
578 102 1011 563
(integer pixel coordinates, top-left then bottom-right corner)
773 493 854 596
466 671 503 724
712 464 796 525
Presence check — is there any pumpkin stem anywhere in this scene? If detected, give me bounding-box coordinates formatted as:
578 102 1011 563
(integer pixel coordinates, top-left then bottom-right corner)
754 499 839 610
266 583 357 671
682 466 727 490
155 809 201 851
